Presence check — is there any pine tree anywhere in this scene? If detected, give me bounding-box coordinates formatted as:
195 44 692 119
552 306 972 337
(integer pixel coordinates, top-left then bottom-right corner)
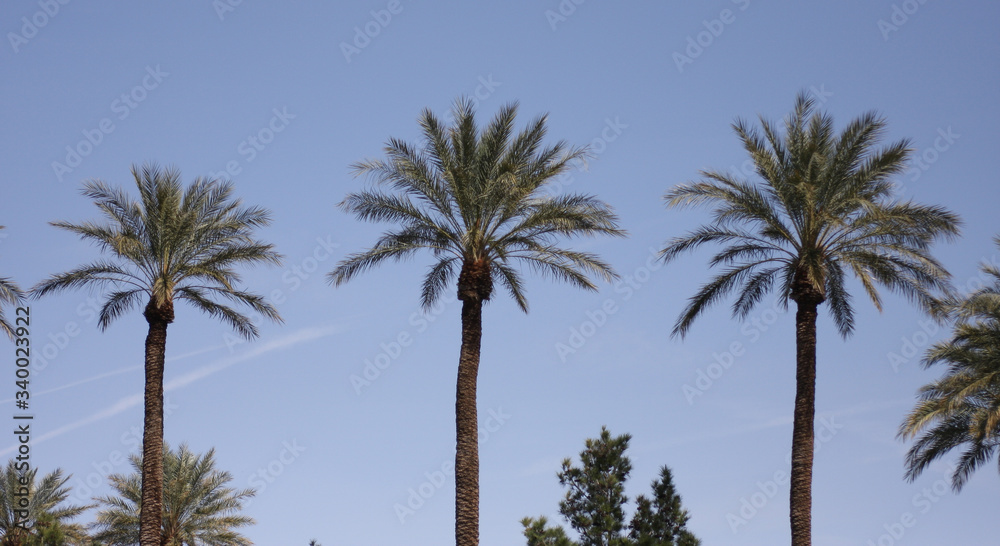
521 516 575 546
558 427 632 546
629 467 700 546
521 428 699 546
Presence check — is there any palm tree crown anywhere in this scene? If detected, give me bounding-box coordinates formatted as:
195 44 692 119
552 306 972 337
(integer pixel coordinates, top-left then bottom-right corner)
31 163 282 335
660 92 960 546
0 462 92 546
900 236 1000 490
329 98 625 309
93 444 255 546
662 94 959 337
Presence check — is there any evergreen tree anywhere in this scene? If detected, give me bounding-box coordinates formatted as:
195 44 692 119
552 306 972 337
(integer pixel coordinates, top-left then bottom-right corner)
522 428 699 546
557 428 632 546
521 516 574 546
629 467 700 546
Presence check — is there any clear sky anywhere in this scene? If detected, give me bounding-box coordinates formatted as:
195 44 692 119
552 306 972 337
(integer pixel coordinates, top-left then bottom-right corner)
2 1 998 544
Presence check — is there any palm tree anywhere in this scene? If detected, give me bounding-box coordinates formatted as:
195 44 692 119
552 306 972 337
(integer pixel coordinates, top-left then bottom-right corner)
93 444 255 546
0 461 92 545
31 164 281 546
329 98 626 545
0 226 25 341
900 236 1000 490
659 93 960 545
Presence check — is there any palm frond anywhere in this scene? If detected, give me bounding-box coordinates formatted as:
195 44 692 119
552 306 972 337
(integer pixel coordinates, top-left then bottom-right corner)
662 92 958 339
900 241 1000 490
94 444 255 545
331 99 625 312
32 163 283 336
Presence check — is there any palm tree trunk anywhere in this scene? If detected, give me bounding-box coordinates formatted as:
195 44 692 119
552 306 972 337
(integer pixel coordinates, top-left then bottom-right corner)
790 299 818 546
139 301 171 546
455 298 482 546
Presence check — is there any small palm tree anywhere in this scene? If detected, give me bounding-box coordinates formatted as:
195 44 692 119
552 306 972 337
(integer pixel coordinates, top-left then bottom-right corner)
900 236 1000 490
0 226 25 341
0 461 92 545
329 98 625 545
93 444 255 546
660 93 960 545
31 164 281 546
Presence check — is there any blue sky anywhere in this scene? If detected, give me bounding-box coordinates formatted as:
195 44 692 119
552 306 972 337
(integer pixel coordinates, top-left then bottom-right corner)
2 1 998 544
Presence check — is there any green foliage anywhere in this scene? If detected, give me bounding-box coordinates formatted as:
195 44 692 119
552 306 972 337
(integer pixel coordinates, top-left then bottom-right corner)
329 98 626 310
660 92 961 337
0 462 92 545
92 444 255 546
30 163 283 338
522 428 699 546
629 468 700 546
23 513 64 546
900 236 1000 490
557 428 632 546
0 227 25 342
521 516 574 546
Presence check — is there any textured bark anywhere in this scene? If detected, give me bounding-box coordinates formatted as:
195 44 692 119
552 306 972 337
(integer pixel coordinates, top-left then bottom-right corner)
455 297 482 546
139 298 173 546
789 292 820 546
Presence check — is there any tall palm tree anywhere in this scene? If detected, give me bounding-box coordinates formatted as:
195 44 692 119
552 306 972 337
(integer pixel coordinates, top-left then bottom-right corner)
900 236 1000 490
329 98 625 545
659 93 960 545
0 226 25 341
31 164 282 546
0 461 92 546
93 444 255 546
